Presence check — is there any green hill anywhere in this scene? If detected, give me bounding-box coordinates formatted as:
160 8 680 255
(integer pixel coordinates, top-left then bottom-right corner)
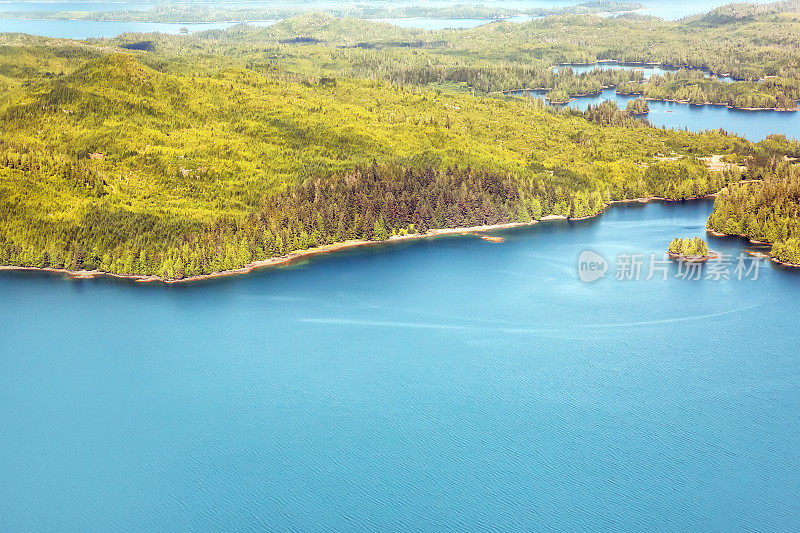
0 44 751 279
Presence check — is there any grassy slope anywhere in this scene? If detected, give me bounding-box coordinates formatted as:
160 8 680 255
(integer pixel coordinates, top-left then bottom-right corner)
0 37 751 278
102 12 800 108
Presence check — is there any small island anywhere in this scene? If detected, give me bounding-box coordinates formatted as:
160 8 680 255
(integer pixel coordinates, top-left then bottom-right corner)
546 88 572 104
668 237 710 261
626 97 650 115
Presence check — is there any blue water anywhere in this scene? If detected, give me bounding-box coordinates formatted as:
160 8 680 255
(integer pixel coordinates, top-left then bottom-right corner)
0 18 273 37
2 200 799 530
555 61 736 82
0 12 534 36
375 14 537 30
515 87 800 141
0 0 769 20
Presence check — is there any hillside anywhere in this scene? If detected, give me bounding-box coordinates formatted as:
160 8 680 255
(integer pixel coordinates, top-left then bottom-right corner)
0 45 752 279
707 137 800 264
106 10 800 108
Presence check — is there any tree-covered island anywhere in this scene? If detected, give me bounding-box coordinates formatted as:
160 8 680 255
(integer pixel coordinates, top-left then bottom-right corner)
626 98 650 115
668 237 711 260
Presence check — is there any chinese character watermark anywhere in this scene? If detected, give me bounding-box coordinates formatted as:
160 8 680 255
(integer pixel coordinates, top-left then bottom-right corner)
578 251 764 282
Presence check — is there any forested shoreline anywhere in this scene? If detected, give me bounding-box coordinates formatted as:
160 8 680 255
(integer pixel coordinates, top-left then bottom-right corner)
0 45 751 280
116 7 800 110
707 137 800 265
668 237 710 259
2 5 800 279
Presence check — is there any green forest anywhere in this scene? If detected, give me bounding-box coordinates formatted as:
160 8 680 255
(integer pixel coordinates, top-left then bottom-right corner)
0 43 750 279
113 7 800 109
2 5 800 278
626 98 649 115
708 137 800 265
668 237 709 258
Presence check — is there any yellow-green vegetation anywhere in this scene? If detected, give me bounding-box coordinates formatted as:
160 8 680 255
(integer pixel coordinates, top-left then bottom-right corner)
626 97 649 115
123 9 800 108
668 237 709 258
708 136 800 264
0 37 757 279
629 71 798 110
547 88 573 104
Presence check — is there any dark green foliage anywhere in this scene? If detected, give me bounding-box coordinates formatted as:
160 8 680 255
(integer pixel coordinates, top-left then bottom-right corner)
707 161 800 264
584 100 648 127
1 15 797 279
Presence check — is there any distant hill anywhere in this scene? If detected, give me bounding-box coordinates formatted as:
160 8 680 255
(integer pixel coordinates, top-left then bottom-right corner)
697 0 800 25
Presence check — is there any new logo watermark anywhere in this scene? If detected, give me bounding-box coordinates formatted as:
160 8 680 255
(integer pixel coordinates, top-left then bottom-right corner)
577 250 608 283
577 251 765 283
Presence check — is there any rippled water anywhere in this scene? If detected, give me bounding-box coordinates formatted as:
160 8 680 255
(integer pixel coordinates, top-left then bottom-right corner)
2 200 799 530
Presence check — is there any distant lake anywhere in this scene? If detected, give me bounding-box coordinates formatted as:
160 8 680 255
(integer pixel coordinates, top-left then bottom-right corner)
375 14 537 30
0 1 156 12
0 18 273 37
0 0 780 38
3 200 800 530
0 0 773 19
554 61 737 83
513 87 800 141
0 13 535 37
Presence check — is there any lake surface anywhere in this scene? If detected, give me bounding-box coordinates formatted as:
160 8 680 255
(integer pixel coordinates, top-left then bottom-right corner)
554 61 736 83
0 12 531 36
0 18 273 37
2 199 799 531
375 14 537 30
514 87 800 141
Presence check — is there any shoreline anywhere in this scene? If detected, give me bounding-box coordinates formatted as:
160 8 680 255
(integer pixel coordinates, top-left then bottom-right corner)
667 251 717 263
11 17 280 24
505 77 799 113
507 88 799 113
642 96 799 113
551 59 745 82
706 228 800 268
0 220 554 285
0 195 718 285
770 256 800 268
0 196 728 284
